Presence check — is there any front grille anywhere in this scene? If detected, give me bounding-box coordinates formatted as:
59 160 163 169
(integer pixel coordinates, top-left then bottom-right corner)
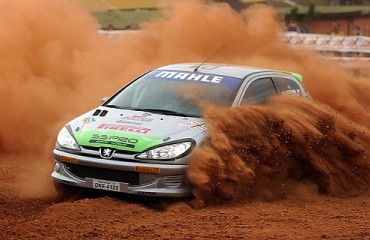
81 146 138 155
65 163 141 185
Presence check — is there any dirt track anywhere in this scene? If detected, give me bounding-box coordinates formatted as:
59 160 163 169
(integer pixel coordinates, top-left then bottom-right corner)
0 163 369 240
1 1 370 239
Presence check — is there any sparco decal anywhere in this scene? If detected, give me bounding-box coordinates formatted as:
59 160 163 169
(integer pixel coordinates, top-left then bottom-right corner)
138 191 157 196
98 123 151 134
61 180 76 185
89 134 139 148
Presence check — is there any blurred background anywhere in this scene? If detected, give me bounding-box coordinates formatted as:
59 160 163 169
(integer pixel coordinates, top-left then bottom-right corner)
77 0 370 35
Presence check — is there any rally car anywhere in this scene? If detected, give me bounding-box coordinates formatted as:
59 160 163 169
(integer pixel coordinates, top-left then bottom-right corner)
51 63 309 197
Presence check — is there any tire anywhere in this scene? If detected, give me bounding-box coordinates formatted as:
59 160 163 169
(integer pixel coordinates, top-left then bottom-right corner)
53 182 80 199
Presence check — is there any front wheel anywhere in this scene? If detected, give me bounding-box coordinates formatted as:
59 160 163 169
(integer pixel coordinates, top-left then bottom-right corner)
53 182 81 199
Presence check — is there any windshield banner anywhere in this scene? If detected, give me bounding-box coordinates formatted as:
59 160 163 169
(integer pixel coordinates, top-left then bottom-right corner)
145 70 242 89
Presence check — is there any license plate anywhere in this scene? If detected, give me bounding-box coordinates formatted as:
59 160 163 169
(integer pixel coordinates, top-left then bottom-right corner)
92 179 120 192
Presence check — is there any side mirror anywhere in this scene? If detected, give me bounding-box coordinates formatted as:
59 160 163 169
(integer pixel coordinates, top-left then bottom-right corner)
101 97 109 105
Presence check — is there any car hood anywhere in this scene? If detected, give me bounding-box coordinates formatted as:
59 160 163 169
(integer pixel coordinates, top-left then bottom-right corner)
67 107 207 153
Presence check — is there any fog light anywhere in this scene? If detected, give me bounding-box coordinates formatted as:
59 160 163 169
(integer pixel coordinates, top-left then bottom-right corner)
54 163 60 172
162 175 186 188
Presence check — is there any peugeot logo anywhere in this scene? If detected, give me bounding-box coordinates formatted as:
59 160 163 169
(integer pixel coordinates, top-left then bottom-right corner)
99 147 116 159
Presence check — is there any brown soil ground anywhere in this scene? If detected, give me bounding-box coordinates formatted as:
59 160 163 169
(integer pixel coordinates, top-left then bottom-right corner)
1 2 369 239
0 162 369 240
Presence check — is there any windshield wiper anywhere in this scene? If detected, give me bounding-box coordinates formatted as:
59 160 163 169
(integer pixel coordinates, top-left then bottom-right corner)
103 106 201 117
105 104 121 109
134 108 201 118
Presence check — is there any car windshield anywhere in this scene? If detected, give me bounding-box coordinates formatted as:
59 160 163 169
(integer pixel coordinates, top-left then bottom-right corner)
105 70 242 117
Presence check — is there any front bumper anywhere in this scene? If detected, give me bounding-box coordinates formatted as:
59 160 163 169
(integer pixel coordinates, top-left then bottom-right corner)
51 149 192 197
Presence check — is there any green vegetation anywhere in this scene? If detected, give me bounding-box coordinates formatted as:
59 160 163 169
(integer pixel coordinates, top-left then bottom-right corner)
276 5 370 15
92 10 162 29
77 0 157 11
89 3 370 30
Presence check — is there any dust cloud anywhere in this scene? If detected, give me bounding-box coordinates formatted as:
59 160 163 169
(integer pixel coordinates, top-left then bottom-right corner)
0 0 368 200
0 0 133 198
188 97 370 206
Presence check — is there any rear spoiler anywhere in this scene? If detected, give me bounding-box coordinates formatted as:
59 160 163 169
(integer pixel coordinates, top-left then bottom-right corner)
283 71 303 83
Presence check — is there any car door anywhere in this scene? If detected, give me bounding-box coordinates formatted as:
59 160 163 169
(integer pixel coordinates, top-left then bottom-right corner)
238 77 278 105
272 76 305 97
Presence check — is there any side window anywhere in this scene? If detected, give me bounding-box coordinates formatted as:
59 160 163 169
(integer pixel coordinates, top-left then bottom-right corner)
241 78 277 105
273 77 303 96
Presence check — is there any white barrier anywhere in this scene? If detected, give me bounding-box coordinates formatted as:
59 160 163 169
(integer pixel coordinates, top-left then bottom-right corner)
286 32 370 54
99 30 370 61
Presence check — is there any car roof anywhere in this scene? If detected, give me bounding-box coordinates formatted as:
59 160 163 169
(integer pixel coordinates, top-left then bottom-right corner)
155 63 301 81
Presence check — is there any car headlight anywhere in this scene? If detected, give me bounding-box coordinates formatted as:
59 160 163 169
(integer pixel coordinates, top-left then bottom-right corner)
56 127 80 151
136 141 193 160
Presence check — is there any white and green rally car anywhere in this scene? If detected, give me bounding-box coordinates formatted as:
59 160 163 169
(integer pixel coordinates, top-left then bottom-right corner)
52 63 309 197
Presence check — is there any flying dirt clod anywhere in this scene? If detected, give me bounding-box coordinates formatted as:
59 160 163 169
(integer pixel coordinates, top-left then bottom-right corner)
188 96 370 205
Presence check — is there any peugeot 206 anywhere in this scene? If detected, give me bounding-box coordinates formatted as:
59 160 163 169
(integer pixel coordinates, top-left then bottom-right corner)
51 63 310 197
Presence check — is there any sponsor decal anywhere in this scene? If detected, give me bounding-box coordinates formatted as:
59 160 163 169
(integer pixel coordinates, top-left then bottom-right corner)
99 147 116 159
142 112 152 116
116 120 142 126
60 156 78 164
117 115 154 125
121 116 154 122
171 116 188 120
98 123 151 134
179 121 207 130
145 70 242 89
135 166 160 174
82 116 96 124
138 191 157 196
76 129 161 152
155 71 223 84
282 89 301 96
90 134 138 148
75 116 96 132
60 180 76 185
